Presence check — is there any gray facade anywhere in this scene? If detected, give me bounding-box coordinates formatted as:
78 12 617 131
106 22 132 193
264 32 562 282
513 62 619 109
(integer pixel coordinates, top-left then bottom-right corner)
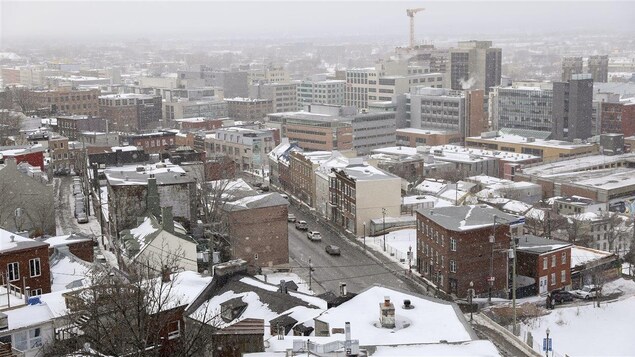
553 75 594 141
448 41 502 94
203 69 249 98
493 87 553 132
351 112 397 155
562 56 583 82
588 55 609 83
408 88 465 133
296 80 345 110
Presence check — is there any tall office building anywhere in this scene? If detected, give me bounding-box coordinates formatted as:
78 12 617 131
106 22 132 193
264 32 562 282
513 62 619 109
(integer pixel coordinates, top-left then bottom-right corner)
552 74 594 141
448 41 502 94
588 55 609 83
561 56 583 82
490 83 553 133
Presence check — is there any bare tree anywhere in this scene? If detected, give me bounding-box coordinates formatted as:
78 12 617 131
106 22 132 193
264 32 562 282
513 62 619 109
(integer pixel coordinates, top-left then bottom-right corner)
0 109 23 145
564 215 592 246
40 258 219 357
10 87 39 115
602 212 630 255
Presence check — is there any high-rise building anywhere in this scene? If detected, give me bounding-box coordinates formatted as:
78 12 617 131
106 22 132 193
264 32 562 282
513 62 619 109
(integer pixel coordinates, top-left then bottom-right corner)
297 78 345 110
553 75 594 141
248 82 298 113
588 55 609 83
490 83 553 133
448 41 502 94
561 56 583 82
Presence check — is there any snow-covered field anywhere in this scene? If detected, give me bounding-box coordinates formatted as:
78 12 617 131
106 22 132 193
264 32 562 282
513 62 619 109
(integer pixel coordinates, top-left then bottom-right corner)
520 278 635 356
360 229 417 268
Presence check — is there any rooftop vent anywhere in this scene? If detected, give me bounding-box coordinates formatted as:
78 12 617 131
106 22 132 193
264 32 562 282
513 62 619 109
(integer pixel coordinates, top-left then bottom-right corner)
403 299 414 309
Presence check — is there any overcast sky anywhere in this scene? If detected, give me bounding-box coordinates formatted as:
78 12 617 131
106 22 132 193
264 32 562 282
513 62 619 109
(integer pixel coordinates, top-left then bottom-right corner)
1 1 633 43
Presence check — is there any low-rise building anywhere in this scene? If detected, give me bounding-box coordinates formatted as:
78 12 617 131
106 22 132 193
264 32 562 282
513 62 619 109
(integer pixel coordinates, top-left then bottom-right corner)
267 111 353 152
226 98 273 121
516 235 572 295
119 131 177 154
249 82 298 113
163 99 228 121
330 160 401 236
56 115 108 141
416 205 519 298
205 127 275 171
396 128 463 147
99 93 163 133
33 88 100 117
0 227 51 296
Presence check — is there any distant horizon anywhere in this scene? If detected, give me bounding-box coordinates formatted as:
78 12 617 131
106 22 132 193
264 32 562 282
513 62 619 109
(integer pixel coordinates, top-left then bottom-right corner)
1 1 633 45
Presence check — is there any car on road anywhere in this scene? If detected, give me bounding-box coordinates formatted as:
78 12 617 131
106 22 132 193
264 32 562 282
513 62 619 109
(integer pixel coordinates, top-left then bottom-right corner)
281 194 289 200
571 285 601 300
307 231 322 242
73 185 82 195
325 245 341 255
287 214 296 222
75 202 85 217
295 220 308 230
76 212 89 224
551 289 574 304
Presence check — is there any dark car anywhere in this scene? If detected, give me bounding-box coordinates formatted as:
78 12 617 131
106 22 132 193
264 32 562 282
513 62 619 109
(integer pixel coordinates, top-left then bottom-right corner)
551 289 574 304
325 245 341 256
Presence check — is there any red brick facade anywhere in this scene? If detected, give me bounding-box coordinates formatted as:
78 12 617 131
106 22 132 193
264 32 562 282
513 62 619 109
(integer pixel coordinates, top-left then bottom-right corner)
226 204 288 271
0 243 51 295
517 247 571 294
416 211 509 298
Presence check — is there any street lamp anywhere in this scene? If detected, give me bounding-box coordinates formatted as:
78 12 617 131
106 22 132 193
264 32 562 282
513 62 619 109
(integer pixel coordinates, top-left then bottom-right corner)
488 214 497 304
545 328 551 357
382 208 387 252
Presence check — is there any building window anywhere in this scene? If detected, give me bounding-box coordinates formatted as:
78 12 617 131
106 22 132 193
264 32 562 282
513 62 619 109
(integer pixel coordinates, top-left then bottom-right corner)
551 273 556 286
31 288 43 296
450 238 457 251
7 262 19 282
167 320 180 340
450 260 457 273
561 252 566 265
551 255 556 267
561 270 566 283
13 328 42 351
29 258 41 277
543 257 547 270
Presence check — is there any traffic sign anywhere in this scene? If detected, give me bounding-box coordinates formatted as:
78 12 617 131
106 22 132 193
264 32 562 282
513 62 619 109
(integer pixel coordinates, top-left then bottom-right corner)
509 217 525 227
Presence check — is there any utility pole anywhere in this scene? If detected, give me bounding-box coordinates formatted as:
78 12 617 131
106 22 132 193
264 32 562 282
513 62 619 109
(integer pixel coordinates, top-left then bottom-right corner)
363 222 366 253
489 215 497 304
511 230 518 335
382 208 387 252
308 258 313 291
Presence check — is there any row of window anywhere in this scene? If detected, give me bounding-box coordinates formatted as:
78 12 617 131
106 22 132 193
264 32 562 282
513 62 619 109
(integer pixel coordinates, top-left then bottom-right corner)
7 258 41 282
542 252 567 270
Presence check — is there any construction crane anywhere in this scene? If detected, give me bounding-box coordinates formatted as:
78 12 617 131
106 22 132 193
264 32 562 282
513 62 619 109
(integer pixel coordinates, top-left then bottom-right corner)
406 8 425 48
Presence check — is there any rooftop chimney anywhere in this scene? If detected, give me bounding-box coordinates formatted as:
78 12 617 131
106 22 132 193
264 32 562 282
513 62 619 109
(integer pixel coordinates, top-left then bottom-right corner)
146 177 160 218
279 279 288 294
380 296 395 328
339 282 347 297
161 206 174 234
345 321 351 342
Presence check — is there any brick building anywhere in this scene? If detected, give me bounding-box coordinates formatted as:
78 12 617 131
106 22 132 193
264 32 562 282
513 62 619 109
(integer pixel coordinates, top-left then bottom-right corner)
99 93 162 132
225 98 273 121
223 193 289 271
267 112 353 152
43 234 95 262
416 205 519 298
396 128 463 147
0 228 51 296
57 115 108 140
119 131 177 154
289 151 332 207
0 145 45 170
173 117 223 131
33 88 100 117
516 235 572 295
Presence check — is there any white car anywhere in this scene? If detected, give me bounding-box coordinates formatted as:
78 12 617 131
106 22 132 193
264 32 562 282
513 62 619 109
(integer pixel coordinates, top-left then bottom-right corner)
307 231 322 242
570 285 601 300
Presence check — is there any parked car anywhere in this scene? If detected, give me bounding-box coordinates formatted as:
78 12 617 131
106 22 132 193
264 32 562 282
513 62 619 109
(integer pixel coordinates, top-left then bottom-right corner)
295 220 308 230
325 245 341 255
280 194 289 200
571 285 602 300
551 289 574 304
75 202 85 217
73 185 82 195
307 231 322 242
287 214 296 222
76 212 89 224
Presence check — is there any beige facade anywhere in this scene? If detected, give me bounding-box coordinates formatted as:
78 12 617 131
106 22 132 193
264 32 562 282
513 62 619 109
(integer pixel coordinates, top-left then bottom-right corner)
206 128 276 171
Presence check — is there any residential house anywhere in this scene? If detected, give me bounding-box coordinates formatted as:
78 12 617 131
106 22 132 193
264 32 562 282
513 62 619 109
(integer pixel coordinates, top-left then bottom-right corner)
330 160 401 236
119 207 198 272
0 158 55 236
0 227 51 296
267 138 302 191
515 235 572 295
289 151 332 207
416 205 519 298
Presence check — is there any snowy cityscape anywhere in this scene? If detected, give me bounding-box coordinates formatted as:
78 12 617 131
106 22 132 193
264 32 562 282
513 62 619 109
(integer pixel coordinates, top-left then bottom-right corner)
0 1 634 356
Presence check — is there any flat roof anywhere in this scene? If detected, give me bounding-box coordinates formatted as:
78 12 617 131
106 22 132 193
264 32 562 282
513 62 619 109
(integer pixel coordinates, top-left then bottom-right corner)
467 133 596 150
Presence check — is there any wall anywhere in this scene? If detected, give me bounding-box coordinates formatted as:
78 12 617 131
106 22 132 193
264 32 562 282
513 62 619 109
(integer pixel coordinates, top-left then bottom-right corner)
355 178 401 236
138 231 197 272
227 204 288 270
0 244 51 294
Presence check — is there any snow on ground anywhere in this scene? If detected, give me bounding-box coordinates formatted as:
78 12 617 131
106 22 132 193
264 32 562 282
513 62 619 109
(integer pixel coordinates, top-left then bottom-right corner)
50 255 91 291
256 272 313 295
520 290 635 356
361 229 417 267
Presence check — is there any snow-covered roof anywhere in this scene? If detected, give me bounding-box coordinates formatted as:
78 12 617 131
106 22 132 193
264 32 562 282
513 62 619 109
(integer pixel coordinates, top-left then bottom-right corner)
43 234 92 248
520 153 635 177
314 286 473 345
515 235 571 254
570 246 614 268
418 205 519 232
50 255 92 291
0 227 48 253
4 302 55 330
224 192 288 211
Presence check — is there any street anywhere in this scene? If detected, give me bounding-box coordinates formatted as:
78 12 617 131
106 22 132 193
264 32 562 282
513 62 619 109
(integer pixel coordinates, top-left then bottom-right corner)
54 176 101 237
287 203 427 296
